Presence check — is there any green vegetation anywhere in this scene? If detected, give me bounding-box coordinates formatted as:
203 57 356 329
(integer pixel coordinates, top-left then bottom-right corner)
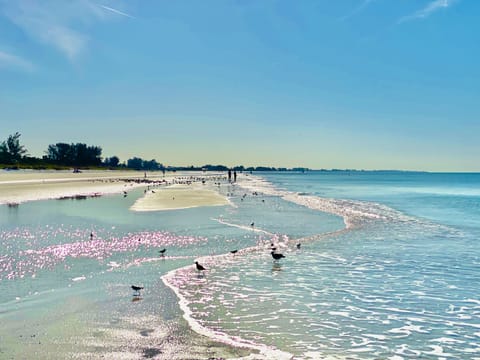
0 132 309 172
45 143 103 167
0 132 28 164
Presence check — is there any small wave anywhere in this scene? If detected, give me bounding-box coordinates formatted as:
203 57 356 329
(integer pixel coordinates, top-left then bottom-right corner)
212 218 274 235
239 175 461 237
162 268 293 360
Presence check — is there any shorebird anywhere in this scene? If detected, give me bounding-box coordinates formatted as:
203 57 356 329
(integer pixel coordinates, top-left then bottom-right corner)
159 248 166 256
131 285 144 296
271 251 285 261
250 222 255 228
230 250 238 255
296 243 301 249
195 261 206 271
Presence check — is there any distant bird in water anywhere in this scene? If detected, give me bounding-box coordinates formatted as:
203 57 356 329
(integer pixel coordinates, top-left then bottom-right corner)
271 251 285 261
230 250 238 255
296 243 301 249
195 261 206 271
250 222 255 228
159 248 166 256
131 285 144 296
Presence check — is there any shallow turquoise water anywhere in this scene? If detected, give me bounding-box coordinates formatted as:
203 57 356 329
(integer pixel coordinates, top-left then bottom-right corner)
2 172 480 359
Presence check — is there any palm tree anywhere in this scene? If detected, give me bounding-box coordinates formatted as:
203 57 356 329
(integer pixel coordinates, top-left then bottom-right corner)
0 132 28 164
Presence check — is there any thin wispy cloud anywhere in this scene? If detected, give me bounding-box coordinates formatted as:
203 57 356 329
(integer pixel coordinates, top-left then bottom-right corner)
0 50 34 71
340 0 375 22
398 0 459 24
99 4 135 19
0 0 133 62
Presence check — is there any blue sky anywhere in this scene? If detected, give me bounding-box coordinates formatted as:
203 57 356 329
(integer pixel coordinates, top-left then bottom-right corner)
0 0 478 171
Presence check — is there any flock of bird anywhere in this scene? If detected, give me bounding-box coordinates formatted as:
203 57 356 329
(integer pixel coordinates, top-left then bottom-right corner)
131 239 301 297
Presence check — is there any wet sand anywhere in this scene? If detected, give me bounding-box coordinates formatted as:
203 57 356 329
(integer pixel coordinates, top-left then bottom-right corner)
0 284 255 360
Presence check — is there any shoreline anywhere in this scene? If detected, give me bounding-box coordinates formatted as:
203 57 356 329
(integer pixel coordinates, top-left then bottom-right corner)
162 268 290 360
0 170 159 205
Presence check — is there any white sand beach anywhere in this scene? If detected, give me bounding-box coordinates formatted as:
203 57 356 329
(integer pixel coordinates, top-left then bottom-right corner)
0 170 152 205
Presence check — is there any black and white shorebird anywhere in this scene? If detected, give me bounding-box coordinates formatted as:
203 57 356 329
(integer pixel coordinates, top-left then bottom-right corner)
131 285 144 296
195 261 206 271
296 243 301 249
271 251 285 261
159 248 166 256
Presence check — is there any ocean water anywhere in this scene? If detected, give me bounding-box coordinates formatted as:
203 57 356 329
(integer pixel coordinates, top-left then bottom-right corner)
1 171 480 359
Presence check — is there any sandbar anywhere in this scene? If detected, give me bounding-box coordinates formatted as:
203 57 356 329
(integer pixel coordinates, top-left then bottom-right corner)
130 184 231 211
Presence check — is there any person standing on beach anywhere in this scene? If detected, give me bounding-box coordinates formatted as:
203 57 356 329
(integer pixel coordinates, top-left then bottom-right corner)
228 169 232 182
234 170 237 182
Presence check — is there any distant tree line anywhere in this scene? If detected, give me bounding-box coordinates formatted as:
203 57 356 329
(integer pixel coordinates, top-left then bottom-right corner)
45 143 103 166
125 157 163 170
174 164 309 172
0 132 309 172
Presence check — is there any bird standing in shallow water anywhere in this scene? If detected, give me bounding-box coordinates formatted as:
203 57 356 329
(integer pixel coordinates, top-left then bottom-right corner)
131 285 143 296
159 248 166 256
230 250 238 255
271 251 285 261
296 243 301 249
195 261 206 271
